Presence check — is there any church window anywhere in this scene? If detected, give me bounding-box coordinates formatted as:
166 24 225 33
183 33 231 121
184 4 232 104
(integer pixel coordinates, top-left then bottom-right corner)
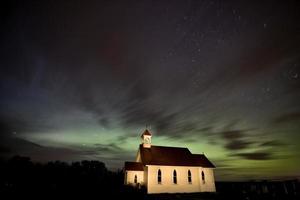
158 169 162 184
173 170 177 184
134 175 137 184
202 171 205 184
188 170 192 183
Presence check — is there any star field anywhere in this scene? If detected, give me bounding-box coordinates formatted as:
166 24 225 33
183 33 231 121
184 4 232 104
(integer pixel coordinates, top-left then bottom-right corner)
0 0 299 180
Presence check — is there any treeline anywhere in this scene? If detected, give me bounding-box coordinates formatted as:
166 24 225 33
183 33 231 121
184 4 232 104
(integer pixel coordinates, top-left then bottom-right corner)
0 155 299 200
0 155 145 198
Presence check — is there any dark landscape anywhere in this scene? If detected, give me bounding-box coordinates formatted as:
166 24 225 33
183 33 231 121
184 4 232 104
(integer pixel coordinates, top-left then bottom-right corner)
0 156 298 199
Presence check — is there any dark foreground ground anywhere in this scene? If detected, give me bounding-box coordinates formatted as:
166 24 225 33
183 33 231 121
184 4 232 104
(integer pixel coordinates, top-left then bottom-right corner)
0 156 299 199
141 180 299 200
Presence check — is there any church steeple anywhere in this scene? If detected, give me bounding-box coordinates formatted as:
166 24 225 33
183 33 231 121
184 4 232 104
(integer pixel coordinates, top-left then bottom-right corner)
141 129 152 148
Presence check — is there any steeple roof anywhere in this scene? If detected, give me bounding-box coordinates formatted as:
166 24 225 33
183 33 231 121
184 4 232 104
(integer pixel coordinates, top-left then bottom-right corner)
141 129 152 137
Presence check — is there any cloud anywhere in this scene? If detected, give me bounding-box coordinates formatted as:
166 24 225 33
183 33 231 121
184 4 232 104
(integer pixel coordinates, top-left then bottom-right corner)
0 134 133 168
0 135 80 162
221 130 244 140
259 140 286 147
116 134 138 143
197 127 212 133
121 98 180 134
272 112 300 124
0 115 35 134
98 118 110 128
233 152 273 160
93 143 123 152
225 140 253 150
219 129 254 151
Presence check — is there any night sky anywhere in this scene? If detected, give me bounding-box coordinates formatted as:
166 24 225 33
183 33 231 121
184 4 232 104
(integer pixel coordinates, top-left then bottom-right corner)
1 0 300 181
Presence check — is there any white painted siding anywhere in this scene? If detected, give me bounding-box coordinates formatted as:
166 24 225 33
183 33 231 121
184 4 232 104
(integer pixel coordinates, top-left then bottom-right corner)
147 165 202 194
125 170 144 186
199 168 216 192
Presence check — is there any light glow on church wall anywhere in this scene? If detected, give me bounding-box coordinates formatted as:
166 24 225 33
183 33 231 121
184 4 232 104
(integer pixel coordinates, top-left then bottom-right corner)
146 166 215 194
125 170 144 185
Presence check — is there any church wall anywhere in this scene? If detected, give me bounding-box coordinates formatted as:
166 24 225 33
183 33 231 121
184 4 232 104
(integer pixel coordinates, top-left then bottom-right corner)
146 165 202 194
144 166 148 187
125 170 144 186
199 168 216 192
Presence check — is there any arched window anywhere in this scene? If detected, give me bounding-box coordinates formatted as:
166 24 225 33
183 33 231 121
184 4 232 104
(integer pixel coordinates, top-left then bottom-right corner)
134 175 137 184
173 170 177 184
188 170 192 183
157 169 162 184
201 171 205 184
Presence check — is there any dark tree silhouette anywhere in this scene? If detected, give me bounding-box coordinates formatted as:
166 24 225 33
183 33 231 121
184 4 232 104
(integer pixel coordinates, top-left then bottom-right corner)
0 155 298 200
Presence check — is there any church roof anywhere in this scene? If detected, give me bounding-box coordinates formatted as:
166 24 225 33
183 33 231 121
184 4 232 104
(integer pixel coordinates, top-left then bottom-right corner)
139 144 215 168
191 154 216 168
141 129 152 137
124 161 144 171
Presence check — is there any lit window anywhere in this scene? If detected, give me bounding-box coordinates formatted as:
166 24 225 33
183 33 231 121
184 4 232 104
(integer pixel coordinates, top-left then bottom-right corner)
188 170 192 184
173 170 177 184
158 169 162 184
134 175 137 184
202 171 205 184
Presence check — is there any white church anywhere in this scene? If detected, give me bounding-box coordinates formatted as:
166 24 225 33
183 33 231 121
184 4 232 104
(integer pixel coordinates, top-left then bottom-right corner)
124 129 216 194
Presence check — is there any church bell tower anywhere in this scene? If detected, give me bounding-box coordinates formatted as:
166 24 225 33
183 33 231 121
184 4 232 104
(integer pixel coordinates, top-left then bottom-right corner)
141 129 152 148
